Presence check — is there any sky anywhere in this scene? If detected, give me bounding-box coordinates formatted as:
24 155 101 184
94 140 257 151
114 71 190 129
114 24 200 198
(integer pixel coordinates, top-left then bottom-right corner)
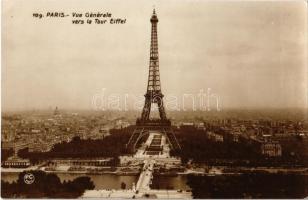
2 0 308 111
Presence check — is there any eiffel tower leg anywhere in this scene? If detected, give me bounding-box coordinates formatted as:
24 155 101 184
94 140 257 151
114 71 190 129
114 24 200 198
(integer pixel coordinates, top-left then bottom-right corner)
163 127 181 151
141 97 151 121
157 97 167 121
126 127 146 153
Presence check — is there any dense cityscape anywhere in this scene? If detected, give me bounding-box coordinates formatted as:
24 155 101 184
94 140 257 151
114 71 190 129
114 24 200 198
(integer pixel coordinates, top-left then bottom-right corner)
2 108 308 198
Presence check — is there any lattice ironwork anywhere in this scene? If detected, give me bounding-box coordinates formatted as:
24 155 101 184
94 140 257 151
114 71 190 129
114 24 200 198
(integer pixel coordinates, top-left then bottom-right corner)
139 9 167 123
126 10 180 153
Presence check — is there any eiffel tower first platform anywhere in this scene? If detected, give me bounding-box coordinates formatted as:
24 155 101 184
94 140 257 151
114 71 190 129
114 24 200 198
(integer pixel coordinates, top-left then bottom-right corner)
126 10 181 153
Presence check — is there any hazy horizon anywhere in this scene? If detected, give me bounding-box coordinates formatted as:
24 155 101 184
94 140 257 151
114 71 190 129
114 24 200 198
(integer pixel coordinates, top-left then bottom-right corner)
2 0 308 111
2 106 308 113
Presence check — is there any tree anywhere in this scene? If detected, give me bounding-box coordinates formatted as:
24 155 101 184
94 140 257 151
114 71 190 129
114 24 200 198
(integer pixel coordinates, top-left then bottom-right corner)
1 170 95 198
121 182 126 189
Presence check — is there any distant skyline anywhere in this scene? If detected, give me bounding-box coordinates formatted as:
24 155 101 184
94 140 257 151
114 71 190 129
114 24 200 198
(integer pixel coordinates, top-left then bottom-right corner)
2 0 308 111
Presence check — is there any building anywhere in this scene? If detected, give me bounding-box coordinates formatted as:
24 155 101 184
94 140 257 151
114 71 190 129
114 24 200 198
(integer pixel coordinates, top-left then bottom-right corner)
2 156 31 168
207 131 224 142
48 158 112 167
196 122 206 130
261 141 282 157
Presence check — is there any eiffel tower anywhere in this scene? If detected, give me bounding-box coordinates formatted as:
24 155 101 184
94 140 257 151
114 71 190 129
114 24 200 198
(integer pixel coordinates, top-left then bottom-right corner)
126 9 181 153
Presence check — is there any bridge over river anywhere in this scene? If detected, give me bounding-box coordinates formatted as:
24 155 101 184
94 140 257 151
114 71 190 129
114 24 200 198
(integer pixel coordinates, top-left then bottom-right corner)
135 159 155 191
83 131 192 198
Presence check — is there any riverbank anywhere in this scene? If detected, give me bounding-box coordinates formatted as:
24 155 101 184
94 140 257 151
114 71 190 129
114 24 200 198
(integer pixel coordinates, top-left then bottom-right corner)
1 167 140 176
2 165 308 176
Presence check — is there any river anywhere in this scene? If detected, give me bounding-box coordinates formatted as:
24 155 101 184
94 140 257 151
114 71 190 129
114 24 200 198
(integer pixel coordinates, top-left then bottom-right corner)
2 171 307 198
1 172 190 190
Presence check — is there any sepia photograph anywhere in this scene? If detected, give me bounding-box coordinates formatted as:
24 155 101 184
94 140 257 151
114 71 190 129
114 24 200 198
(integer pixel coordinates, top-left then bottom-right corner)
1 0 308 198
